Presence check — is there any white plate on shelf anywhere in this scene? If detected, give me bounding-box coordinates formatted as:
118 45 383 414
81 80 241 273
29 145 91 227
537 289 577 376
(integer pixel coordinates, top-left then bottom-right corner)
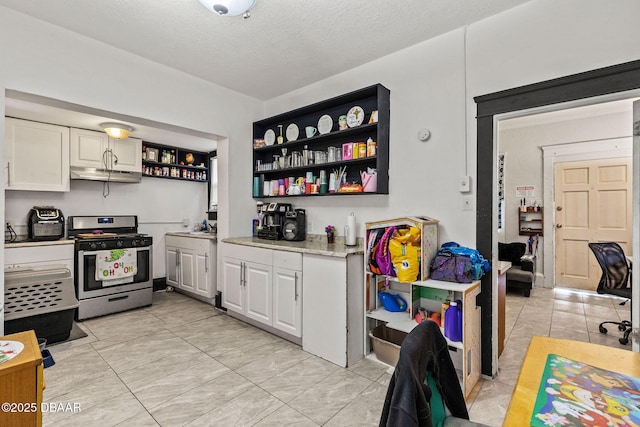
264 129 276 146
318 114 333 134
286 124 299 142
347 106 365 128
0 340 24 365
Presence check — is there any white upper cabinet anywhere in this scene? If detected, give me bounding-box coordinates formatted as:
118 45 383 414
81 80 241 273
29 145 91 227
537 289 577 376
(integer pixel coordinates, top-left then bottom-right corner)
70 128 141 173
5 117 70 192
69 128 107 169
110 137 142 172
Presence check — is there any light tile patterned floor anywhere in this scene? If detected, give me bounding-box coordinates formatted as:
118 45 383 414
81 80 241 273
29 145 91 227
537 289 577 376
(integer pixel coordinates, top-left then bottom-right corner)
41 286 631 426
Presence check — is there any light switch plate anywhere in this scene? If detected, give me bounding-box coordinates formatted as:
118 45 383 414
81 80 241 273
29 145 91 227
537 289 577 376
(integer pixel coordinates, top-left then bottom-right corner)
458 176 470 193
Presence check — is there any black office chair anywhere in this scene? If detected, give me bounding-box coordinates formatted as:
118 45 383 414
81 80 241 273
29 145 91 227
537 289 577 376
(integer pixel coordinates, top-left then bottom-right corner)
588 242 632 345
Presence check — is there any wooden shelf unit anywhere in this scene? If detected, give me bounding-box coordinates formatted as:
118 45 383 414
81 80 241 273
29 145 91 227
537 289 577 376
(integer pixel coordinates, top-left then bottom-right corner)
364 276 481 399
363 217 481 400
252 84 390 198
518 207 543 236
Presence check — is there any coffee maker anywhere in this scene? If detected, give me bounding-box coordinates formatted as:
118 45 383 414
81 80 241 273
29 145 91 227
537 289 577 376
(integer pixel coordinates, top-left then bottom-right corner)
257 202 292 240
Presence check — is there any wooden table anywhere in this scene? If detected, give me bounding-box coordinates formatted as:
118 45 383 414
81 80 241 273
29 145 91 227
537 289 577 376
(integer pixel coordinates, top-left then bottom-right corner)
0 331 44 427
504 336 640 426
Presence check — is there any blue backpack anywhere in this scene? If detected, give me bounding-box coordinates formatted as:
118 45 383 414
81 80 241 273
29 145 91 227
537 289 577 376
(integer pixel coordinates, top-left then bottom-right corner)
429 242 490 283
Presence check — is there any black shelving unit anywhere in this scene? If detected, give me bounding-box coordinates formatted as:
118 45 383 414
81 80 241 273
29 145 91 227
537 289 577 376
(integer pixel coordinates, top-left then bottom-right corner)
142 142 208 183
252 84 390 198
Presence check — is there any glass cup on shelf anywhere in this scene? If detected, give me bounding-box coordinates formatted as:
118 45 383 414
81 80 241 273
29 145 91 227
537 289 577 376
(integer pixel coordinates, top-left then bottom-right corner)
328 146 337 163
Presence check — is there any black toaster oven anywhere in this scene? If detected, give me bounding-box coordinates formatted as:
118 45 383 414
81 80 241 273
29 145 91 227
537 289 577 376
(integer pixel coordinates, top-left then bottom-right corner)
27 206 65 241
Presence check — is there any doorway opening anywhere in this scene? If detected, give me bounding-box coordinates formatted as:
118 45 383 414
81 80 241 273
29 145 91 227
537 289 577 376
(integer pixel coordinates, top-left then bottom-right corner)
475 59 640 377
497 102 635 293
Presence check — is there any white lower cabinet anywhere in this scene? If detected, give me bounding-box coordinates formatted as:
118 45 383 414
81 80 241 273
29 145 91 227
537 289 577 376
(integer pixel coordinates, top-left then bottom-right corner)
222 244 302 338
273 267 302 337
165 235 216 301
244 260 273 325
220 256 243 312
302 253 363 367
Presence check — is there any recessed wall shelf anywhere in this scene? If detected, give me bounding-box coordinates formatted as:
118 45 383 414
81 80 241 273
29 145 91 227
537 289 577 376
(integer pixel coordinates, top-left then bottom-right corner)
252 84 390 198
142 142 208 183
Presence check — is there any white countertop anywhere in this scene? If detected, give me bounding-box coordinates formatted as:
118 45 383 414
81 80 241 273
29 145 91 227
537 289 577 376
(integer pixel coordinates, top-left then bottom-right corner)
5 238 74 249
223 235 364 258
165 231 217 241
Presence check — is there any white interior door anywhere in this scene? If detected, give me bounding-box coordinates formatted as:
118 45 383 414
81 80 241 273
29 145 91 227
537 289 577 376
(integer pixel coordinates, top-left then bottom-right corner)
554 158 632 290
632 100 640 351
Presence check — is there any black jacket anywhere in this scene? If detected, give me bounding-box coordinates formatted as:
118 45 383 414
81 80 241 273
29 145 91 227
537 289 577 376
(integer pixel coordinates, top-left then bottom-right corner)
379 320 469 427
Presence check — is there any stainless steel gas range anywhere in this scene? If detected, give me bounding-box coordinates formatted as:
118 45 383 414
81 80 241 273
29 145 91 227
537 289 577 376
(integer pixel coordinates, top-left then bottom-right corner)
68 215 153 320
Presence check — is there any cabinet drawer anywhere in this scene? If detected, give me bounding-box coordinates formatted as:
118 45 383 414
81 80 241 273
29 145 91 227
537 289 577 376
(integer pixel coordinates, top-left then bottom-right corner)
224 243 272 265
166 235 210 252
273 250 302 270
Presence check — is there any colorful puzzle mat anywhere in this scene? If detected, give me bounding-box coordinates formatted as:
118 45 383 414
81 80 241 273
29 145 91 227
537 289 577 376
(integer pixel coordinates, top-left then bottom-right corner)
531 353 640 426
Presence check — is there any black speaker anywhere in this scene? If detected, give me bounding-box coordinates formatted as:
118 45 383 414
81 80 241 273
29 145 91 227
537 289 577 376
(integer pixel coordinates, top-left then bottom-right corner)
282 209 306 241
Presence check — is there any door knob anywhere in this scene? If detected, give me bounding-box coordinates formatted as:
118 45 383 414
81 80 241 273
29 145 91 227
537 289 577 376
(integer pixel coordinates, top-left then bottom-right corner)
556 206 562 211
556 224 563 228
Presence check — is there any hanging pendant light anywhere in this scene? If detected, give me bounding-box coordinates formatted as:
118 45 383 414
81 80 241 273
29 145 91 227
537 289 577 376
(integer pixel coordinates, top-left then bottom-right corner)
100 122 134 139
198 0 256 18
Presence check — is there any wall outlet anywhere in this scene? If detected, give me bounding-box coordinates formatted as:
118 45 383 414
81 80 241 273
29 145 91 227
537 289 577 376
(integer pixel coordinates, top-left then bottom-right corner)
462 196 473 211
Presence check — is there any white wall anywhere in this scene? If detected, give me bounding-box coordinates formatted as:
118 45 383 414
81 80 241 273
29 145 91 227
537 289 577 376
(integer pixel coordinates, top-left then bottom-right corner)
499 111 633 280
0 6 263 278
2 0 640 293
263 29 472 245
466 0 640 97
261 0 640 249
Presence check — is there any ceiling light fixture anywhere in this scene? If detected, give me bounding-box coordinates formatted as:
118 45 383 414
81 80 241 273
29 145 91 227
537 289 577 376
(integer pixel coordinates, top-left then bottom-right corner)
100 122 134 139
198 0 256 18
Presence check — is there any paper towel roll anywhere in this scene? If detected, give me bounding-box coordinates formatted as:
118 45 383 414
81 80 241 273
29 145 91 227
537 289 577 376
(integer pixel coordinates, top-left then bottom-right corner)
345 213 356 246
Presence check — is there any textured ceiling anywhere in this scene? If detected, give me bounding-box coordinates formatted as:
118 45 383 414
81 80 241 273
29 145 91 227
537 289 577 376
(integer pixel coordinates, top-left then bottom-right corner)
0 0 531 100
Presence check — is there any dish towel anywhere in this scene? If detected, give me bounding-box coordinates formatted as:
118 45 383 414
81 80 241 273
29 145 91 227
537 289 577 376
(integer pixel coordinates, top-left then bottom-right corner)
95 248 137 285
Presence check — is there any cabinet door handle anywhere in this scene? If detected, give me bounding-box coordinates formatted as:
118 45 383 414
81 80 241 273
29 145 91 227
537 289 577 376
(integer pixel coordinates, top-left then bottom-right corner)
176 249 180 268
240 262 245 287
204 253 208 272
6 162 10 186
294 272 298 301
